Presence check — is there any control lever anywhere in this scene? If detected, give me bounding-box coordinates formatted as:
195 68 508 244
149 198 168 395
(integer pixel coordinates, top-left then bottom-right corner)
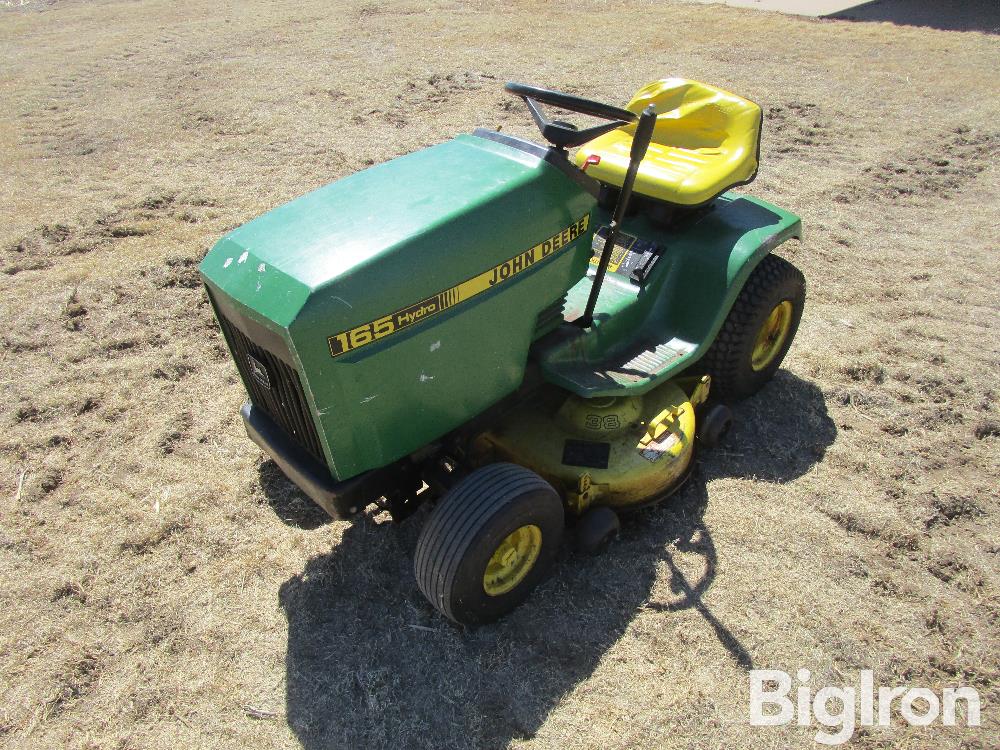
578 104 657 328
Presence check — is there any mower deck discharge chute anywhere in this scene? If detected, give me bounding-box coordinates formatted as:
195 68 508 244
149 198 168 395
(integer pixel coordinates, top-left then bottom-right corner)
200 79 805 625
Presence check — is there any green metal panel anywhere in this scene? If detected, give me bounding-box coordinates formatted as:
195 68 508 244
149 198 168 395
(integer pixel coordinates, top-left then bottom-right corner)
537 193 802 396
201 134 596 480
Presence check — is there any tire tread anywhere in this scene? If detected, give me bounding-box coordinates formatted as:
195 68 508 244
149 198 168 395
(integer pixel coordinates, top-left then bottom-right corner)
701 254 805 402
415 463 558 623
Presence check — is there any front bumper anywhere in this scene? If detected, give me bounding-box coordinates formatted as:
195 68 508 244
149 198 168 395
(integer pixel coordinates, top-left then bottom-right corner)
241 402 382 520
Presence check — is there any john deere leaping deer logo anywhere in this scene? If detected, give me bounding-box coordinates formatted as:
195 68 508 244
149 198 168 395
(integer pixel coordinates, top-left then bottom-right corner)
246 354 271 390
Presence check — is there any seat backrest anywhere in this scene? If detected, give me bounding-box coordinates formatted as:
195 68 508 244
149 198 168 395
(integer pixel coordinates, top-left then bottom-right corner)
621 79 762 156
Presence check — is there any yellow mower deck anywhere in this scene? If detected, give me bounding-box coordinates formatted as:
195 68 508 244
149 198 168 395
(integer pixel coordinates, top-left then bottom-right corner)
471 376 710 515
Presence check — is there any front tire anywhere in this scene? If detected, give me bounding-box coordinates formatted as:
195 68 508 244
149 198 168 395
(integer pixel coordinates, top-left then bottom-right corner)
414 463 564 625
702 254 806 402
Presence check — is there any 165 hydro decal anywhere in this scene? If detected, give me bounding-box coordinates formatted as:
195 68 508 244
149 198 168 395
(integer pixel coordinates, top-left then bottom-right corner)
327 214 590 358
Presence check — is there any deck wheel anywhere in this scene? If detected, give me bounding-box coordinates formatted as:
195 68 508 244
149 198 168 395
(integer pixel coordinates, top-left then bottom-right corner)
575 505 621 555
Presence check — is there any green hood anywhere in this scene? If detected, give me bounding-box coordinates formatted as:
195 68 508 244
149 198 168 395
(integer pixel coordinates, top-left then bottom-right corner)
201 133 555 316
200 132 596 479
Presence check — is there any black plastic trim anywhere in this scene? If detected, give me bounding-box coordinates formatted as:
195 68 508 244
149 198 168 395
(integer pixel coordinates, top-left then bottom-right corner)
471 128 600 198
472 127 548 158
242 402 383 519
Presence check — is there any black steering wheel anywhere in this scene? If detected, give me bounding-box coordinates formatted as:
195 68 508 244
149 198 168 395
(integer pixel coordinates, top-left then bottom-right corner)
505 82 637 149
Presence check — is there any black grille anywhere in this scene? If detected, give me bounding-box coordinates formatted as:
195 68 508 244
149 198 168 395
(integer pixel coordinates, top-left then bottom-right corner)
215 312 326 464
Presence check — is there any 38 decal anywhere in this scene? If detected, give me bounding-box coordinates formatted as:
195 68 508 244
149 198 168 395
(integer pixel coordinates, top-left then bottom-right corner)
584 414 620 431
328 214 590 358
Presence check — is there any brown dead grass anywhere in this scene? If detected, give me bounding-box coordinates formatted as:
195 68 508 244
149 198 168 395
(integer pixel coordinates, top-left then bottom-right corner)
0 0 998 748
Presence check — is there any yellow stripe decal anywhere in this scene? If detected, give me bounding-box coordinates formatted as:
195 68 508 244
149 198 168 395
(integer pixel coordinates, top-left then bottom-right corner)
328 213 591 358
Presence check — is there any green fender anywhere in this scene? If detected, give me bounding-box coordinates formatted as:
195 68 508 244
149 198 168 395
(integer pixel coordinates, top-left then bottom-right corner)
537 193 803 397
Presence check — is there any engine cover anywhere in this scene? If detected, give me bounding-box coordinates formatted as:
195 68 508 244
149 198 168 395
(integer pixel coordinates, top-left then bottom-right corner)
201 132 596 480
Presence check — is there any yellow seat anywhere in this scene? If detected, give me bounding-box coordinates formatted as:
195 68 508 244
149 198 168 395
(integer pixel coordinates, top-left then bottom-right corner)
575 79 762 207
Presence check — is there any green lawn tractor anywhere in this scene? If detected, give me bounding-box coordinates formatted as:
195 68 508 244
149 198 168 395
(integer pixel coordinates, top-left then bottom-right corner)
199 78 805 625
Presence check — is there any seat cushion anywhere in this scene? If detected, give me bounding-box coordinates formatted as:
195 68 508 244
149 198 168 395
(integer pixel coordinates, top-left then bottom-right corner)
575 79 762 206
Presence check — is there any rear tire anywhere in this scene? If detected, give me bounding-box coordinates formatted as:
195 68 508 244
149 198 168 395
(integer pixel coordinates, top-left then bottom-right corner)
702 254 805 402
414 463 563 625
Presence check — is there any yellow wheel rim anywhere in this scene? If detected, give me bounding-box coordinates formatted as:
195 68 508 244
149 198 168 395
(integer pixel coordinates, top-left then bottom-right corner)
483 524 542 597
751 300 794 371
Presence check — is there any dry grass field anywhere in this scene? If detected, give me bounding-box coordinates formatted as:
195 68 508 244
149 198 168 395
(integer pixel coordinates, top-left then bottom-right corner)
1 0 998 748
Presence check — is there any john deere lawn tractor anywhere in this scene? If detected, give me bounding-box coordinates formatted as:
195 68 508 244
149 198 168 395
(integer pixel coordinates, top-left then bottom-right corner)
200 78 805 625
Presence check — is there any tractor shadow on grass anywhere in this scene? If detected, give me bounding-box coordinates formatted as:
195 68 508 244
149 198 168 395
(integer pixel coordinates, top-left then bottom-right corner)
276 370 835 750
259 460 336 531
827 0 1000 35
